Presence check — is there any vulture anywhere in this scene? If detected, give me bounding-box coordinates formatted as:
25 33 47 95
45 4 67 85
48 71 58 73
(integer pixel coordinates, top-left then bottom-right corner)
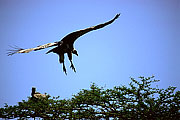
7 14 120 74
31 87 47 99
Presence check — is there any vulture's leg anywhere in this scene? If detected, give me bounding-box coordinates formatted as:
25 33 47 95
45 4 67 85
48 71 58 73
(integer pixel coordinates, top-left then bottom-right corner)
59 54 67 75
63 62 67 75
67 52 76 72
70 61 76 72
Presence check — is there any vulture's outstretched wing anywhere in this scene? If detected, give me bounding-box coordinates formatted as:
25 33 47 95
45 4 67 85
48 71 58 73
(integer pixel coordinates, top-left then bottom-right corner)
61 13 120 44
7 42 58 56
7 14 120 56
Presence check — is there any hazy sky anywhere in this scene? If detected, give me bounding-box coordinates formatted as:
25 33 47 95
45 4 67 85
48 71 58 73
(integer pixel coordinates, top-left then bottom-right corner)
0 0 179 107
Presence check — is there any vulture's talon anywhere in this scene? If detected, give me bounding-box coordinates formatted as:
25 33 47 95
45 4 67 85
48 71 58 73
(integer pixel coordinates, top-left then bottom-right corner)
70 64 76 72
63 66 67 75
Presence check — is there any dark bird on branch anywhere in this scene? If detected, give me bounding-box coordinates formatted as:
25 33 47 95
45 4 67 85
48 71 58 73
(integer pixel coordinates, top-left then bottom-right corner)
7 14 120 74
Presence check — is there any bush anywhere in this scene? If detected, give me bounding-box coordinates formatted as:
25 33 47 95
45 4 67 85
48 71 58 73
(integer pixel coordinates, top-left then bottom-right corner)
0 76 179 119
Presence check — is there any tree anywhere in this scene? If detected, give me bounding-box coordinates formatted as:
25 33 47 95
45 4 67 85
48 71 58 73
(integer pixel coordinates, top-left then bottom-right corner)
0 76 179 119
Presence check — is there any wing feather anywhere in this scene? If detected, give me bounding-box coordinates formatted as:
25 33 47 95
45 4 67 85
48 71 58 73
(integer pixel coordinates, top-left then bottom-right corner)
7 14 120 56
7 42 58 56
62 13 120 43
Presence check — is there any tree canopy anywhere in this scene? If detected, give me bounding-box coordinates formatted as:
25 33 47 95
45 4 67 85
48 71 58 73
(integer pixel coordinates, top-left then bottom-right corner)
0 76 179 119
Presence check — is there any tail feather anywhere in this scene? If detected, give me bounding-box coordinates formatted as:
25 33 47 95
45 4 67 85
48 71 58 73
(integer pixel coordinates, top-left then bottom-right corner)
7 45 24 56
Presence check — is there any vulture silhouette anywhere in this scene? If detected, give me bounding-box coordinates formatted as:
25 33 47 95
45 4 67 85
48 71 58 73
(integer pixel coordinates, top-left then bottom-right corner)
8 14 120 74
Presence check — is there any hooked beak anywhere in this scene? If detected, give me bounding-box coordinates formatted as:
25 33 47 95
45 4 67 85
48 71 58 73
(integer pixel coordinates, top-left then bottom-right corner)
73 49 78 56
75 53 78 56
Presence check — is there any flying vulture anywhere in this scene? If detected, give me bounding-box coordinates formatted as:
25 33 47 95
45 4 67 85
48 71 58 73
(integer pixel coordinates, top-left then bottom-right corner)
31 87 47 99
7 14 120 74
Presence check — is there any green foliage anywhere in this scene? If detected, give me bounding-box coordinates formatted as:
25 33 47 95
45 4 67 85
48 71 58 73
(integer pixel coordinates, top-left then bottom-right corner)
0 76 179 119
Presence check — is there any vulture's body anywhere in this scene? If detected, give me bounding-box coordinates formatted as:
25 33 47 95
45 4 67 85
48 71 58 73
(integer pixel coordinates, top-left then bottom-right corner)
8 14 120 74
31 87 47 99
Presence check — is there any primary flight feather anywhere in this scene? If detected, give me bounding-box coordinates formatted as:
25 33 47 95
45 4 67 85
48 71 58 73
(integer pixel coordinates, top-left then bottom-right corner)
8 14 120 75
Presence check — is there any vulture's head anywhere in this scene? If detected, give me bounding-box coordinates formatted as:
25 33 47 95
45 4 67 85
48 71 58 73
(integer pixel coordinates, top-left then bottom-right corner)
72 49 78 56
